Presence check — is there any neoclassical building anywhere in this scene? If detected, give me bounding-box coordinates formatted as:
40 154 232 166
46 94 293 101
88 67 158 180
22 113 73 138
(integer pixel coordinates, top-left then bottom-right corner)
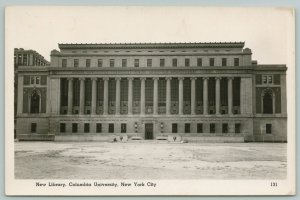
16 42 287 142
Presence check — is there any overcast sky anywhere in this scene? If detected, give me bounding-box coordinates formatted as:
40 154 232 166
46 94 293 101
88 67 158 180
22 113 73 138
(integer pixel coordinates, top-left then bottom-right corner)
6 6 294 64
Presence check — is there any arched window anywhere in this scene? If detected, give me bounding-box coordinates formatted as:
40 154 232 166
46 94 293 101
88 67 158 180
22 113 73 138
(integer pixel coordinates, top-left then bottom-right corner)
30 90 40 113
262 89 274 114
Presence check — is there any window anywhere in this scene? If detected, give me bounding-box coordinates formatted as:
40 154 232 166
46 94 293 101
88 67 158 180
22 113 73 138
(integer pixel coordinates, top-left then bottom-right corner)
74 59 79 68
197 123 203 133
222 58 227 66
36 77 40 84
110 59 114 67
84 123 90 133
222 123 228 133
86 59 91 67
160 59 165 67
234 58 240 66
30 76 41 85
147 59 152 67
98 59 103 67
62 59 67 67
172 58 177 67
23 54 27 65
197 58 202 67
60 123 66 133
134 59 139 67
185 58 190 66
72 123 78 133
262 75 273 84
122 59 127 67
185 123 190 133
209 58 214 66
121 123 127 133
172 123 178 133
266 124 272 134
109 123 114 133
210 123 215 133
31 123 37 133
235 123 241 134
96 123 102 133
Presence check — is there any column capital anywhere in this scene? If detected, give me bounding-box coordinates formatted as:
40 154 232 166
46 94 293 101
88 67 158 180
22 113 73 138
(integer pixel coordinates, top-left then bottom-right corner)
202 77 209 80
165 77 172 80
115 77 121 81
178 77 184 81
227 77 234 80
127 77 134 81
103 77 109 81
79 77 86 81
190 77 197 80
67 77 73 81
152 77 159 81
215 77 222 80
140 77 147 81
91 77 97 81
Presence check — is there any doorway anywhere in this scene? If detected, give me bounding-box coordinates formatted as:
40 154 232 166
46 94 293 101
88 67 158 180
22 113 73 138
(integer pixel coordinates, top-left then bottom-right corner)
145 123 153 140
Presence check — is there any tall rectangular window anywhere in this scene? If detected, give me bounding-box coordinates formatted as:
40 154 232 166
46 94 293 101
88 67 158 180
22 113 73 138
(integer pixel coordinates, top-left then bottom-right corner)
266 124 272 134
74 59 79 68
31 123 37 133
134 59 139 67
185 123 190 133
235 123 241 134
84 123 90 133
172 123 178 133
160 59 165 67
96 123 102 133
122 59 127 67
110 59 114 67
209 58 214 66
210 123 215 133
222 123 228 133
234 58 240 66
62 59 67 68
197 58 202 67
147 59 152 67
86 59 91 67
222 58 227 66
185 58 190 66
172 58 177 67
197 123 203 133
109 123 114 133
98 59 103 67
121 123 127 133
72 123 78 133
60 123 66 133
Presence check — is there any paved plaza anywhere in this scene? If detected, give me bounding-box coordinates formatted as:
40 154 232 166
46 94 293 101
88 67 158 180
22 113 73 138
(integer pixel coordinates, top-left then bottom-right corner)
15 142 287 179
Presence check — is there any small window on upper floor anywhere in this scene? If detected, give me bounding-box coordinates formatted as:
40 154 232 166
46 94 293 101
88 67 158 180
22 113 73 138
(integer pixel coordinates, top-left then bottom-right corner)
160 59 165 67
30 76 41 85
98 59 103 67
172 58 177 67
122 59 127 67
86 59 91 67
110 59 115 67
209 58 214 66
185 58 190 67
222 58 227 66
62 59 67 68
262 75 273 84
197 58 202 67
234 58 240 66
74 59 79 68
147 59 152 67
134 59 139 67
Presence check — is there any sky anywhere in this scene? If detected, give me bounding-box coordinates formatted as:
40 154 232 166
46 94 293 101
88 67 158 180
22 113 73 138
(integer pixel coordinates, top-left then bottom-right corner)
6 6 294 64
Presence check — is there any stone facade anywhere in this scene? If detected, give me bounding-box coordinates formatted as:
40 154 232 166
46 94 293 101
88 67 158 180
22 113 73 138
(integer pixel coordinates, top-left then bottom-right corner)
15 42 287 142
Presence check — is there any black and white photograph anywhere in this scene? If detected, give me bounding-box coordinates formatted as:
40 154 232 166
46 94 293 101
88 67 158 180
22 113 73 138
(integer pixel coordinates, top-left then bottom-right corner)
5 6 295 195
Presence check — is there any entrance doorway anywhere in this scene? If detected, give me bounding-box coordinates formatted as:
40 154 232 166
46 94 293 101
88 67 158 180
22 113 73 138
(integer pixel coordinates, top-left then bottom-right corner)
145 123 154 140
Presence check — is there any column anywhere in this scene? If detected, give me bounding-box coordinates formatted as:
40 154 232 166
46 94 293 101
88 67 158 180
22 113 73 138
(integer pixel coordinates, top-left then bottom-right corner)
115 77 121 115
91 78 97 115
166 77 171 115
153 77 158 115
127 77 133 115
215 77 221 115
79 78 85 115
178 77 184 115
228 77 233 115
140 77 146 115
67 78 73 115
203 77 208 115
103 77 109 115
190 77 196 115
17 75 24 114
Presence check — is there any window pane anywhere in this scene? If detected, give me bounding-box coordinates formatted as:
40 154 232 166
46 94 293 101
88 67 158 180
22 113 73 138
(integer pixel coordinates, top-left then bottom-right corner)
98 59 103 67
